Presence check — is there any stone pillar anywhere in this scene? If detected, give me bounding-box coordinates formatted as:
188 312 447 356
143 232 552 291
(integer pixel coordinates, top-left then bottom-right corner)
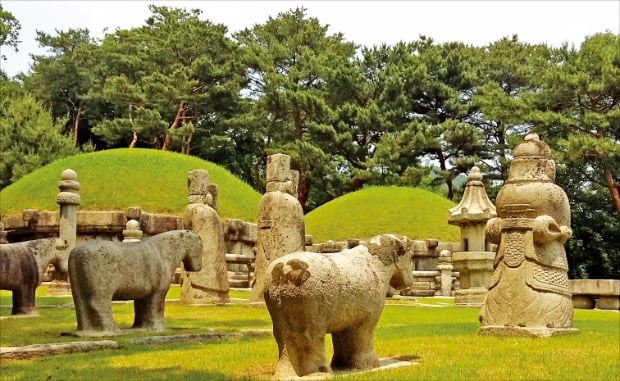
48 169 80 296
436 250 454 296
448 166 496 307
0 222 8 244
250 154 305 304
181 170 230 305
122 220 143 243
479 134 578 337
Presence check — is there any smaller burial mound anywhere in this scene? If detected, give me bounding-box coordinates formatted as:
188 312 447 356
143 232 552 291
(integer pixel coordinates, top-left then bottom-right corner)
305 186 460 242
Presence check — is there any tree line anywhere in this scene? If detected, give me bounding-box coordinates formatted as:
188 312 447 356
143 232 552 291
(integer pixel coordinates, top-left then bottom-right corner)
1 5 618 278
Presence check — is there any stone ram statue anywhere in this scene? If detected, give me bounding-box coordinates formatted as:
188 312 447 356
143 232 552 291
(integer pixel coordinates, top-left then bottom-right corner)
263 234 414 378
0 239 63 315
68 230 202 336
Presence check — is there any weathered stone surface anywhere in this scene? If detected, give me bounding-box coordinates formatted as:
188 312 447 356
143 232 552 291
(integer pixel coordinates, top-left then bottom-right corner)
571 295 595 309
0 222 7 244
251 154 305 303
181 171 229 305
452 251 495 306
122 219 143 243
0 340 118 361
570 279 620 296
0 239 58 315
479 134 577 336
264 234 414 378
570 279 620 310
68 230 202 336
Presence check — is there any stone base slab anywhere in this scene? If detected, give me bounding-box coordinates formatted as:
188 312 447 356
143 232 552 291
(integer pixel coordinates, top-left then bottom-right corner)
46 280 72 296
0 340 118 361
478 326 579 338
277 356 419 380
453 288 486 307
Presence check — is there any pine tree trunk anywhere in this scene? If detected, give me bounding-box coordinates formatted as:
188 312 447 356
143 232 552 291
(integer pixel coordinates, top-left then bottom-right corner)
604 172 620 214
72 102 82 148
297 178 309 211
129 131 138 148
162 101 186 151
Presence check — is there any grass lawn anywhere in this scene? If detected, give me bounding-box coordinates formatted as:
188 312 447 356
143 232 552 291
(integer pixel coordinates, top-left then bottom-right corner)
1 286 618 380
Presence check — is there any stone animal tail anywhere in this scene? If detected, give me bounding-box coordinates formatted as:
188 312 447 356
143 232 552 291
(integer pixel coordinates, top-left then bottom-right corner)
271 259 312 287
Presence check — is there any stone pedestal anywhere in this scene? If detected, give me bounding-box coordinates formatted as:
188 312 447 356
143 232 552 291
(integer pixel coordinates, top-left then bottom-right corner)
451 251 495 306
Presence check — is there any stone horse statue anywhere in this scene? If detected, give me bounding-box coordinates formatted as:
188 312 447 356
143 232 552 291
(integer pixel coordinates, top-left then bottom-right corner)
0 238 66 315
68 230 202 336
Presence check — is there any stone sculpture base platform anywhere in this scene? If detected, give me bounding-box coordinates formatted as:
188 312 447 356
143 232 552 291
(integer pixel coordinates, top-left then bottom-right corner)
0 340 118 361
453 288 487 307
478 326 579 338
46 280 72 296
277 357 419 380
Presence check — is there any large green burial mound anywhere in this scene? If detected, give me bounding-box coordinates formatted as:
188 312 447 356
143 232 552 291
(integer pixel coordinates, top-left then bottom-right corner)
305 186 460 242
0 149 261 221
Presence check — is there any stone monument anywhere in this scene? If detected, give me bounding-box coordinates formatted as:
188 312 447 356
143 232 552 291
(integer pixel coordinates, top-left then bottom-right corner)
264 234 413 378
48 169 80 296
479 133 578 337
448 166 497 306
180 170 230 305
250 154 305 303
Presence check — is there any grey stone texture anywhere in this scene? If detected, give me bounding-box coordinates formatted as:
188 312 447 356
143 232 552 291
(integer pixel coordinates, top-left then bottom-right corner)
479 134 578 337
181 170 230 304
570 279 620 310
68 230 202 336
0 340 118 361
250 154 305 303
0 239 57 315
264 234 414 378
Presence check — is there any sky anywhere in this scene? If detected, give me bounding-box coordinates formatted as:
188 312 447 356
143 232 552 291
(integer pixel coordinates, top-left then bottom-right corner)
1 1 619 77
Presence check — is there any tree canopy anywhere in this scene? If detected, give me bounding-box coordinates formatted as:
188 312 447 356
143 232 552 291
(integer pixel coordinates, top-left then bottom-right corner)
3 6 618 278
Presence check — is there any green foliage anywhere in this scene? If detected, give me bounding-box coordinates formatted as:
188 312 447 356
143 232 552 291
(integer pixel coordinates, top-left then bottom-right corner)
0 79 74 189
0 148 261 220
305 186 459 242
1 287 618 380
0 2 20 62
235 7 358 208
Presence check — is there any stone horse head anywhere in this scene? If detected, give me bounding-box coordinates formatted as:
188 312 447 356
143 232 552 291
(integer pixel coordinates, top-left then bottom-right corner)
368 234 414 290
178 230 203 272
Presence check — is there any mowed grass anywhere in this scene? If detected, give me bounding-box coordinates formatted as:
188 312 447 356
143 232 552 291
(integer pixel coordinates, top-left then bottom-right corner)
305 186 460 242
1 286 618 380
0 149 261 221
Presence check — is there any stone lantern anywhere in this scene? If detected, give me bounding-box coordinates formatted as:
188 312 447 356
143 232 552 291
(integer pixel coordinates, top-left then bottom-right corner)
448 166 496 306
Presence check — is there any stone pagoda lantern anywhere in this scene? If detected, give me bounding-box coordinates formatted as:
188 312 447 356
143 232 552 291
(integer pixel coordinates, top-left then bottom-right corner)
448 166 497 306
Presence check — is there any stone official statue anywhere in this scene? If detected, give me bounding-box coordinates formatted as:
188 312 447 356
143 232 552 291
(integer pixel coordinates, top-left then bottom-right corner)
181 170 230 305
479 133 577 337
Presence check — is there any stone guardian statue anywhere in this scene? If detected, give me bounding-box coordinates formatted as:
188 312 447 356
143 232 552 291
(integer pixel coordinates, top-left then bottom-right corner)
479 133 578 337
250 154 305 303
180 170 230 305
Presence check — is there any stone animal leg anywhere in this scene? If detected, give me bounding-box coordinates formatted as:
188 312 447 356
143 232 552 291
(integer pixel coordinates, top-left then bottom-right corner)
11 283 37 315
72 279 117 334
133 290 166 331
331 325 379 370
284 331 331 377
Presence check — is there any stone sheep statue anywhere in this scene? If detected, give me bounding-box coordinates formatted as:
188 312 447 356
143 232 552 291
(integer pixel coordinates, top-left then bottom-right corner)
68 230 202 336
264 234 414 378
0 239 63 315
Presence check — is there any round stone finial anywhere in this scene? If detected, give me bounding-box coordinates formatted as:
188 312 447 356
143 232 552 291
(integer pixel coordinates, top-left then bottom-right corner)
524 133 540 141
61 169 77 181
123 219 143 242
467 166 482 182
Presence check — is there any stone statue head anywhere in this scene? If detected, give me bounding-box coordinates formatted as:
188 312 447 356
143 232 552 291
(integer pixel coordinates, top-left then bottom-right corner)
507 133 556 183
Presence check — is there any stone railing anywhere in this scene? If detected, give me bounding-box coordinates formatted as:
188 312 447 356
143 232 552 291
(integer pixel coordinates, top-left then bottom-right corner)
569 279 620 310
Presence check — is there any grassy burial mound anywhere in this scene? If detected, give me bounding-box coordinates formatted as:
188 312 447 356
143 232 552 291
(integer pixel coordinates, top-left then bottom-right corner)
305 186 460 242
0 149 261 221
